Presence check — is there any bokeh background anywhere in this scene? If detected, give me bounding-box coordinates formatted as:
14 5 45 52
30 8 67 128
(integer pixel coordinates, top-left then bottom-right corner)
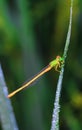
0 0 82 130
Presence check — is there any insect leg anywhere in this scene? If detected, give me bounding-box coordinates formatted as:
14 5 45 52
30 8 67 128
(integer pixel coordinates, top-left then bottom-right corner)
54 62 61 72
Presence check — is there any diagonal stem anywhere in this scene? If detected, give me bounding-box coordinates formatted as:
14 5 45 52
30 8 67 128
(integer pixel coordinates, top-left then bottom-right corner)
50 0 73 130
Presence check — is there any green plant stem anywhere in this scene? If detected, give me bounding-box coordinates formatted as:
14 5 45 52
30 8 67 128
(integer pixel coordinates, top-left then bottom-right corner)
63 0 73 59
50 0 73 130
0 65 18 130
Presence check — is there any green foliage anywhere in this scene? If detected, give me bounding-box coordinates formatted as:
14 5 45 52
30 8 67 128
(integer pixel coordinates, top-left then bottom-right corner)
0 0 82 130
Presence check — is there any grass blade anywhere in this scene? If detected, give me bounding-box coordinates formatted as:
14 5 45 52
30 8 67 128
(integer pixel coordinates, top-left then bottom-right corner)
0 65 18 130
50 0 73 130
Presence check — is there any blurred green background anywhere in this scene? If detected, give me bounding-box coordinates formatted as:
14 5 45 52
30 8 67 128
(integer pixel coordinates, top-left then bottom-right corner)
0 0 82 130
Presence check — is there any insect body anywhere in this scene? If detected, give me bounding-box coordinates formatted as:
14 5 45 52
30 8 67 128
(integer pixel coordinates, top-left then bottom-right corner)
50 56 64 72
8 56 64 98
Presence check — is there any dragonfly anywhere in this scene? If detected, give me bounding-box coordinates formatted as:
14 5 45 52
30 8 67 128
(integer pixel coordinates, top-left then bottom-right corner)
8 55 64 98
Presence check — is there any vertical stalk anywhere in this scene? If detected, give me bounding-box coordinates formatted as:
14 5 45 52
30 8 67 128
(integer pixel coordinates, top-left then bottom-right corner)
50 0 73 130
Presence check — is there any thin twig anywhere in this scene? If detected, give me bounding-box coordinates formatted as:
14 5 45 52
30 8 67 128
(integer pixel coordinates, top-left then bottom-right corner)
50 0 73 130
